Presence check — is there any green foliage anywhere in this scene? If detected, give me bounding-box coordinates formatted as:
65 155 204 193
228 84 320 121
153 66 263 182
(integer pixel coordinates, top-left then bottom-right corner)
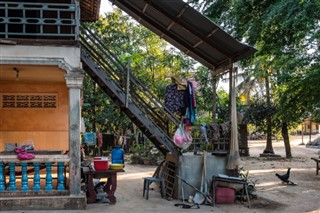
194 65 231 123
243 101 277 134
82 74 130 133
188 0 320 141
82 9 198 134
194 66 214 116
129 141 163 165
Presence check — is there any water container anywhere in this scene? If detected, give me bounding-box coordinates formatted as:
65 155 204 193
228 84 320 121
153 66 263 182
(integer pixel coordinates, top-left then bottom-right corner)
111 146 124 164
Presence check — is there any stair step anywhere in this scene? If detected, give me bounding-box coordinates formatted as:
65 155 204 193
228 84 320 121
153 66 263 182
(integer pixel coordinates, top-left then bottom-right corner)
0 190 69 198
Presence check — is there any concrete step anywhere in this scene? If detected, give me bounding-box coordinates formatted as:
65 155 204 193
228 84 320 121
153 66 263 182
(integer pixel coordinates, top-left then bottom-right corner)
0 190 69 197
0 194 86 210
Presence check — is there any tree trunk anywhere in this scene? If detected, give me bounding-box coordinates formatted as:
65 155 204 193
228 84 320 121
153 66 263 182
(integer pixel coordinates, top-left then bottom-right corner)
309 119 312 143
301 124 304 145
263 74 274 154
281 122 292 158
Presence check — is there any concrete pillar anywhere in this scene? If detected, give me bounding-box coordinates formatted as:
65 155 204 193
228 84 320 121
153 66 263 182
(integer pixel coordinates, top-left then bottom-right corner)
65 71 83 195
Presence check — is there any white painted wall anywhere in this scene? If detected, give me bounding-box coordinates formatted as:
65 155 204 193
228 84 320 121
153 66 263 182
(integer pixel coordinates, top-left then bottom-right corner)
1 45 81 68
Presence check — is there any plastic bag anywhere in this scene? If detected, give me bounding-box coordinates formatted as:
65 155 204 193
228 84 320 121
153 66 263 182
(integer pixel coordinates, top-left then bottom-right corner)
20 139 34 151
173 124 192 150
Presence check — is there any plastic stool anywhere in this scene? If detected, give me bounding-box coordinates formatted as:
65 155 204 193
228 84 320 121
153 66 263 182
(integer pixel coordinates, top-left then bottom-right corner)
143 177 166 200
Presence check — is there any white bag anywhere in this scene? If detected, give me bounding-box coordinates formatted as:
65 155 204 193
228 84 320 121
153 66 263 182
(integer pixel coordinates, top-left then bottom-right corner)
173 124 192 150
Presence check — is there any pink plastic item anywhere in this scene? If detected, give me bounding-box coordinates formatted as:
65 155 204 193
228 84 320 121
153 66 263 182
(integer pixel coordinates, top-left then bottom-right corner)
14 147 35 160
215 187 235 204
17 152 35 160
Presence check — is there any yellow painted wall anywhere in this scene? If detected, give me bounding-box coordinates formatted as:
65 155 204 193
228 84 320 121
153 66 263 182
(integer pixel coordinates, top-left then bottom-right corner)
0 83 69 151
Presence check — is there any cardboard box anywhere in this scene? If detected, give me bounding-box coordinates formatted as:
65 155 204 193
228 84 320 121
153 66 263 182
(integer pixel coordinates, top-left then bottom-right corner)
94 157 109 170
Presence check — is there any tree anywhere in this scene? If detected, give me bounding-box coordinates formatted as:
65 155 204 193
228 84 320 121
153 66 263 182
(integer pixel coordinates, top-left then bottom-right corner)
82 9 197 136
188 0 320 158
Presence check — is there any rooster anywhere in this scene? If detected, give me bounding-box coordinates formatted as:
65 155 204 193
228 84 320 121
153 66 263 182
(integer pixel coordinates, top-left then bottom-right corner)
275 168 296 185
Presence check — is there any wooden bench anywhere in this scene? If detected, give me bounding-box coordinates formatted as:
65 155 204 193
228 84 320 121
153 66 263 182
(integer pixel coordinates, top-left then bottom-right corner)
311 158 320 175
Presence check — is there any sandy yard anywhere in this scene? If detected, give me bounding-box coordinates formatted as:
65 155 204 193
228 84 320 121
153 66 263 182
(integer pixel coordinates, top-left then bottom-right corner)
3 135 319 213
84 135 320 213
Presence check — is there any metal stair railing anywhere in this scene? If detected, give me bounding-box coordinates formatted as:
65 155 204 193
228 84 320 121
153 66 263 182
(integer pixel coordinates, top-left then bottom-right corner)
79 24 181 159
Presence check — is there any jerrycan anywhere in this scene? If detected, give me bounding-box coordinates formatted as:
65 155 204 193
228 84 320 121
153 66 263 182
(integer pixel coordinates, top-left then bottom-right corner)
111 146 124 164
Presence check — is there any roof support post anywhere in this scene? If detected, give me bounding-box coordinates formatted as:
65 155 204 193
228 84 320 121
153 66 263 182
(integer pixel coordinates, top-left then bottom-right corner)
210 68 217 123
227 64 241 171
228 64 233 116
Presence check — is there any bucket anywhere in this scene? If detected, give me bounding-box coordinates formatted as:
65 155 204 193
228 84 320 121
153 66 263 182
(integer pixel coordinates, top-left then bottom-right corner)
111 146 124 164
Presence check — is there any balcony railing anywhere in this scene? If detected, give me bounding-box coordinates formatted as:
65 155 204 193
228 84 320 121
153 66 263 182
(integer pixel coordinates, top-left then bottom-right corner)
0 155 69 193
0 2 79 41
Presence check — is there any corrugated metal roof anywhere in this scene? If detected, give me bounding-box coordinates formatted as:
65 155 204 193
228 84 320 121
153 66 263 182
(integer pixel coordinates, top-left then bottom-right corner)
109 0 256 76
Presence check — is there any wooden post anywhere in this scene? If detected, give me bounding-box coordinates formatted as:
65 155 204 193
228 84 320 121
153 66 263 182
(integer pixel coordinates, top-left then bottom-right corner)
229 66 233 116
210 68 217 122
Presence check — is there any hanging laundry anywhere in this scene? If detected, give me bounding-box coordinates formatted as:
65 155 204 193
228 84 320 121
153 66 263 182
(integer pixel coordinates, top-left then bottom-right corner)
83 132 96 146
164 77 197 120
102 134 114 150
164 83 185 114
118 136 124 146
190 81 197 108
80 117 86 134
97 132 103 148
200 123 208 143
186 81 196 124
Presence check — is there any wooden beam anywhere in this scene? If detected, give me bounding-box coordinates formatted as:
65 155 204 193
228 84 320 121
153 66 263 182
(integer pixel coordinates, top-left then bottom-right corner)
113 0 218 68
145 1 230 57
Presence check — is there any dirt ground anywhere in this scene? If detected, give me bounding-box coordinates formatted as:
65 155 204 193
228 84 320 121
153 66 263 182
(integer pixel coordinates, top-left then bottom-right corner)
4 135 320 213
84 135 320 213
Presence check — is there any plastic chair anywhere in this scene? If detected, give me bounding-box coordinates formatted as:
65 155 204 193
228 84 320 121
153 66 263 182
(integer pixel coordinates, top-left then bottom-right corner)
143 177 166 200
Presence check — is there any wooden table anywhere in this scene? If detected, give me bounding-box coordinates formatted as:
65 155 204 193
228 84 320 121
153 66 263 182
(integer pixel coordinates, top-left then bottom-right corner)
311 158 320 175
82 167 124 204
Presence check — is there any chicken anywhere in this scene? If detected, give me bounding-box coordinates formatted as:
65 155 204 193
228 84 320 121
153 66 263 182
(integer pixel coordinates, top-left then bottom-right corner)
275 168 291 183
275 168 296 185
